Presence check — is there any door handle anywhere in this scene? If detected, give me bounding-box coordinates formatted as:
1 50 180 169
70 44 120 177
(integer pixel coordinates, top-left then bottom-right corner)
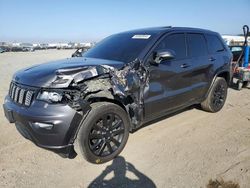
209 57 216 61
180 63 190 68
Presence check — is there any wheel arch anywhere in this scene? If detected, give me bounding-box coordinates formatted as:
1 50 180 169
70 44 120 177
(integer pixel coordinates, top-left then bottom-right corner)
216 71 231 85
87 97 127 113
204 70 230 99
89 95 134 125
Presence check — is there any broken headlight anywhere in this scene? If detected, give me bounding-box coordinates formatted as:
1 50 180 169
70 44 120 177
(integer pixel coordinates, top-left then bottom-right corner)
37 90 63 103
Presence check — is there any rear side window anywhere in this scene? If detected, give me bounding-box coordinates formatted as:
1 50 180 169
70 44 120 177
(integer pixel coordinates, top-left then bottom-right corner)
206 34 225 53
187 33 208 57
155 33 186 59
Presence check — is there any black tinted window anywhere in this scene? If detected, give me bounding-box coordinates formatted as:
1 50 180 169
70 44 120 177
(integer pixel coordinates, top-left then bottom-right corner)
155 33 186 59
84 33 155 63
187 33 208 57
206 34 225 53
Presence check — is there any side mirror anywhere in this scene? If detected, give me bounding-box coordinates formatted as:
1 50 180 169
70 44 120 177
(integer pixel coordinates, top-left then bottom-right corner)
154 49 175 64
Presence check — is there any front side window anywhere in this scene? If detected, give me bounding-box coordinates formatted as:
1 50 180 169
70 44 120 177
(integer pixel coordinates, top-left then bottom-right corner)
155 33 186 60
187 33 208 57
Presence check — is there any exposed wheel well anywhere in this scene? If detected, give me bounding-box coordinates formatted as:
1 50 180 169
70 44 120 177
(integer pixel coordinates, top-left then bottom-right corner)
88 97 127 113
87 97 133 131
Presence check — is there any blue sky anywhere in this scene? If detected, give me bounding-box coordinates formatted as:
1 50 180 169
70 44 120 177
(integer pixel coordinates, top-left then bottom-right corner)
0 0 249 43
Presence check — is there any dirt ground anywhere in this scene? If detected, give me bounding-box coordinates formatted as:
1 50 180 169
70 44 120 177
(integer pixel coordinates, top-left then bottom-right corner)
0 50 250 188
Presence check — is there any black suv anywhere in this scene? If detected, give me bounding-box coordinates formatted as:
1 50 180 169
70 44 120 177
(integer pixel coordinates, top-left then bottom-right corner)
3 27 232 164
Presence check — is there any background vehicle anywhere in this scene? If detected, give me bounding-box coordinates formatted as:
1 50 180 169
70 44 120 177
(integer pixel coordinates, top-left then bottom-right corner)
20 43 35 52
0 47 6 53
230 25 250 90
230 46 244 61
71 47 89 57
3 27 232 164
229 45 250 61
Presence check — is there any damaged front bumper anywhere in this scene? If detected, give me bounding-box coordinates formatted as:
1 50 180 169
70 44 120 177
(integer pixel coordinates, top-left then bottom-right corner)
3 95 86 158
3 58 148 158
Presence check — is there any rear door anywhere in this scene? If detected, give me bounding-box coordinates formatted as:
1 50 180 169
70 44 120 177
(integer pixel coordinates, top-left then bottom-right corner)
186 33 212 100
205 33 229 74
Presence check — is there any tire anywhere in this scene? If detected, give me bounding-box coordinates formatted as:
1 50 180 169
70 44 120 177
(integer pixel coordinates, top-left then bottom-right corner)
242 81 249 88
201 77 228 113
76 102 130 164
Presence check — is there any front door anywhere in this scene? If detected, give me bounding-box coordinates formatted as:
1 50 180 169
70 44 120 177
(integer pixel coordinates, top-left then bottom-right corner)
143 33 195 119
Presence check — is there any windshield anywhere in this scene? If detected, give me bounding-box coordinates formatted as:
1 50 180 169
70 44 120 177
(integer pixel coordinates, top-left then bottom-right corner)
83 33 155 63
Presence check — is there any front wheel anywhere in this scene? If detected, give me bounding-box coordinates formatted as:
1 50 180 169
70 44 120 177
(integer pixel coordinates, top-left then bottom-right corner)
201 77 228 113
76 102 130 164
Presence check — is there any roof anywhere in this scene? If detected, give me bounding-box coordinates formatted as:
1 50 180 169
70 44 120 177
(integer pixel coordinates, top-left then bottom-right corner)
120 26 217 36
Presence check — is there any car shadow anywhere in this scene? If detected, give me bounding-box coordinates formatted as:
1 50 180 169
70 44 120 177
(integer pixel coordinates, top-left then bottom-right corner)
88 156 156 188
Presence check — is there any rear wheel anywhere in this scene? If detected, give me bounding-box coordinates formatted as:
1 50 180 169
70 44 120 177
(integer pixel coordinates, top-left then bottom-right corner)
201 77 228 112
76 102 130 164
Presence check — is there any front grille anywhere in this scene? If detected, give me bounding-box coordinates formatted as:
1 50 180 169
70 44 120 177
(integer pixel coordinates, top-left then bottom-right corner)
9 82 35 106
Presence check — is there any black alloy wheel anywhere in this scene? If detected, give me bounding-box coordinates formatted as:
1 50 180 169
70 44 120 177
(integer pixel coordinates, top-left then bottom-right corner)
76 102 130 164
201 77 228 113
211 83 226 111
88 113 125 157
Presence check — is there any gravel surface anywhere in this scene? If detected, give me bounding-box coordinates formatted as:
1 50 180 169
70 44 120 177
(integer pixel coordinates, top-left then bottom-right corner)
0 50 249 188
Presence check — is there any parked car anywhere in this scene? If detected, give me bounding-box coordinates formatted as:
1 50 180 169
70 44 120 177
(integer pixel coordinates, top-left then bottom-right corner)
0 47 6 53
20 43 35 52
71 47 89 57
3 27 232 164
229 45 250 62
10 46 23 52
22 46 35 52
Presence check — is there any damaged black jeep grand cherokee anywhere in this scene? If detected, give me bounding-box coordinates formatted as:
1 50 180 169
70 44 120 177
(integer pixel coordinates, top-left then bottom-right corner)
3 27 232 164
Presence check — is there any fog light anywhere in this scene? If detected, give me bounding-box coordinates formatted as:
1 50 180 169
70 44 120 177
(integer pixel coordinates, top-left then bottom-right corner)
33 122 53 130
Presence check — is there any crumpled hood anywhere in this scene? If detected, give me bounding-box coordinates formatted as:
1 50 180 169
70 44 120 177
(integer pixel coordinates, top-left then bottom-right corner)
12 57 124 88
